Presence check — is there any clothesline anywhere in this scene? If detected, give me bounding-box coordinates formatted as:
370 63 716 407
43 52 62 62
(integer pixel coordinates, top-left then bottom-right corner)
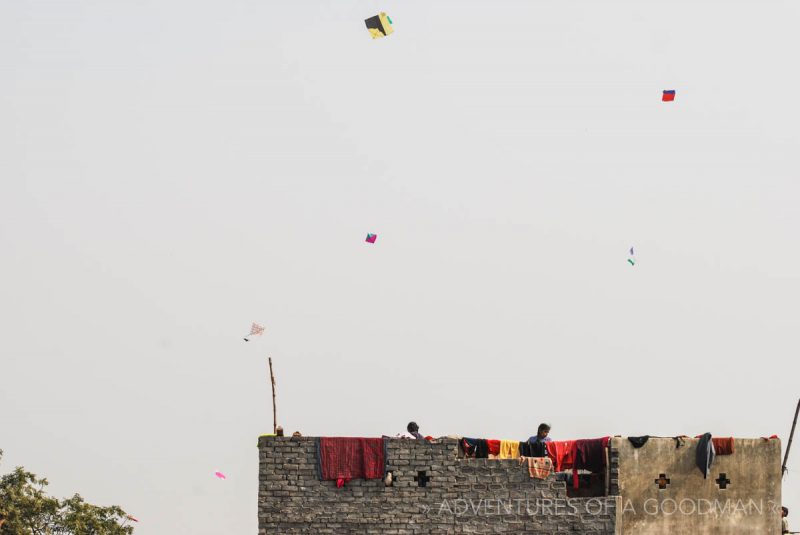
314 434 777 488
460 436 610 488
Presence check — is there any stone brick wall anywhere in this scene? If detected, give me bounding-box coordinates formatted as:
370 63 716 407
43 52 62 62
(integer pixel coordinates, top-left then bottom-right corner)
258 436 619 534
609 444 621 497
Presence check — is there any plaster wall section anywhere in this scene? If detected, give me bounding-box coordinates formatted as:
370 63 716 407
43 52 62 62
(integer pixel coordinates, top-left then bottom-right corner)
612 437 782 535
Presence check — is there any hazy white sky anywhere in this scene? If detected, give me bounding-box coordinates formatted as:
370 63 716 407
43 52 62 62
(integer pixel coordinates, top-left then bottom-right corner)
2 0 799 533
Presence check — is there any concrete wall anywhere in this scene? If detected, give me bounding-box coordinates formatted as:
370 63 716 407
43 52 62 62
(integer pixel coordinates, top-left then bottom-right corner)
611 437 782 535
258 436 619 534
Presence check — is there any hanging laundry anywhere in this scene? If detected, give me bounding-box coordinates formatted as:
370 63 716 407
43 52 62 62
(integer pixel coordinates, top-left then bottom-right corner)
499 440 521 459
462 438 477 457
712 437 735 455
662 90 676 102
475 439 489 458
318 437 387 482
487 440 501 457
696 433 715 479
243 322 265 342
628 436 650 448
529 440 548 458
572 437 610 489
365 13 394 39
546 440 576 472
462 438 490 458
522 456 554 479
365 233 377 244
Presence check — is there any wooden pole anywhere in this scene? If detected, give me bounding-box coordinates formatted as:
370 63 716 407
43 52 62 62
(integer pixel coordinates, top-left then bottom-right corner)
783 398 800 477
269 357 277 435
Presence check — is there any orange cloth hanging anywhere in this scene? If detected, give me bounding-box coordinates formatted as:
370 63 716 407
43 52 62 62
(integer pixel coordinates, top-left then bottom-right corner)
521 457 553 479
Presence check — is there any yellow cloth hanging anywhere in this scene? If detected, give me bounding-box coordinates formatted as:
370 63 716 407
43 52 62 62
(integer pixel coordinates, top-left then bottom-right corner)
499 440 520 459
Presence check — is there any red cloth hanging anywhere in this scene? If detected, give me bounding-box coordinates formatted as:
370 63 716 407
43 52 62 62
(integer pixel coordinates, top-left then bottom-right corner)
572 437 610 489
546 440 576 472
487 440 501 456
712 437 735 455
318 437 386 482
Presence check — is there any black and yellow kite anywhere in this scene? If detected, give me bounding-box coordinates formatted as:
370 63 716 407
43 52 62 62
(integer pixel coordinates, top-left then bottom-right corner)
364 12 393 39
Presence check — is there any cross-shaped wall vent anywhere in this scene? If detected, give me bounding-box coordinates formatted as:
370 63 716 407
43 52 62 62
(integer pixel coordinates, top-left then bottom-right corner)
654 474 670 490
414 471 430 488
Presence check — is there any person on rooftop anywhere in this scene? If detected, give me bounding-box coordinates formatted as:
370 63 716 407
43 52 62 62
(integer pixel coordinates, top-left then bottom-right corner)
528 423 552 444
526 423 552 457
783 506 790 534
407 422 424 440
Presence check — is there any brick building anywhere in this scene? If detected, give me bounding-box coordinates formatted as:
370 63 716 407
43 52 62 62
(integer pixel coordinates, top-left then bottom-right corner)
257 435 781 534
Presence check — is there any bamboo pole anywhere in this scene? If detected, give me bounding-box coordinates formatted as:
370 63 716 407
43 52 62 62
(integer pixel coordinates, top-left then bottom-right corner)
783 398 800 477
269 357 277 435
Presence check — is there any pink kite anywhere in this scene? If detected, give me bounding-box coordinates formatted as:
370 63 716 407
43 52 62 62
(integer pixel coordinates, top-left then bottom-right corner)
243 322 265 342
215 471 226 480
365 233 377 244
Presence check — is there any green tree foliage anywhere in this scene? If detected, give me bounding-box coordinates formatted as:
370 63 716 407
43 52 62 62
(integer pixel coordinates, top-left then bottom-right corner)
0 449 134 535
